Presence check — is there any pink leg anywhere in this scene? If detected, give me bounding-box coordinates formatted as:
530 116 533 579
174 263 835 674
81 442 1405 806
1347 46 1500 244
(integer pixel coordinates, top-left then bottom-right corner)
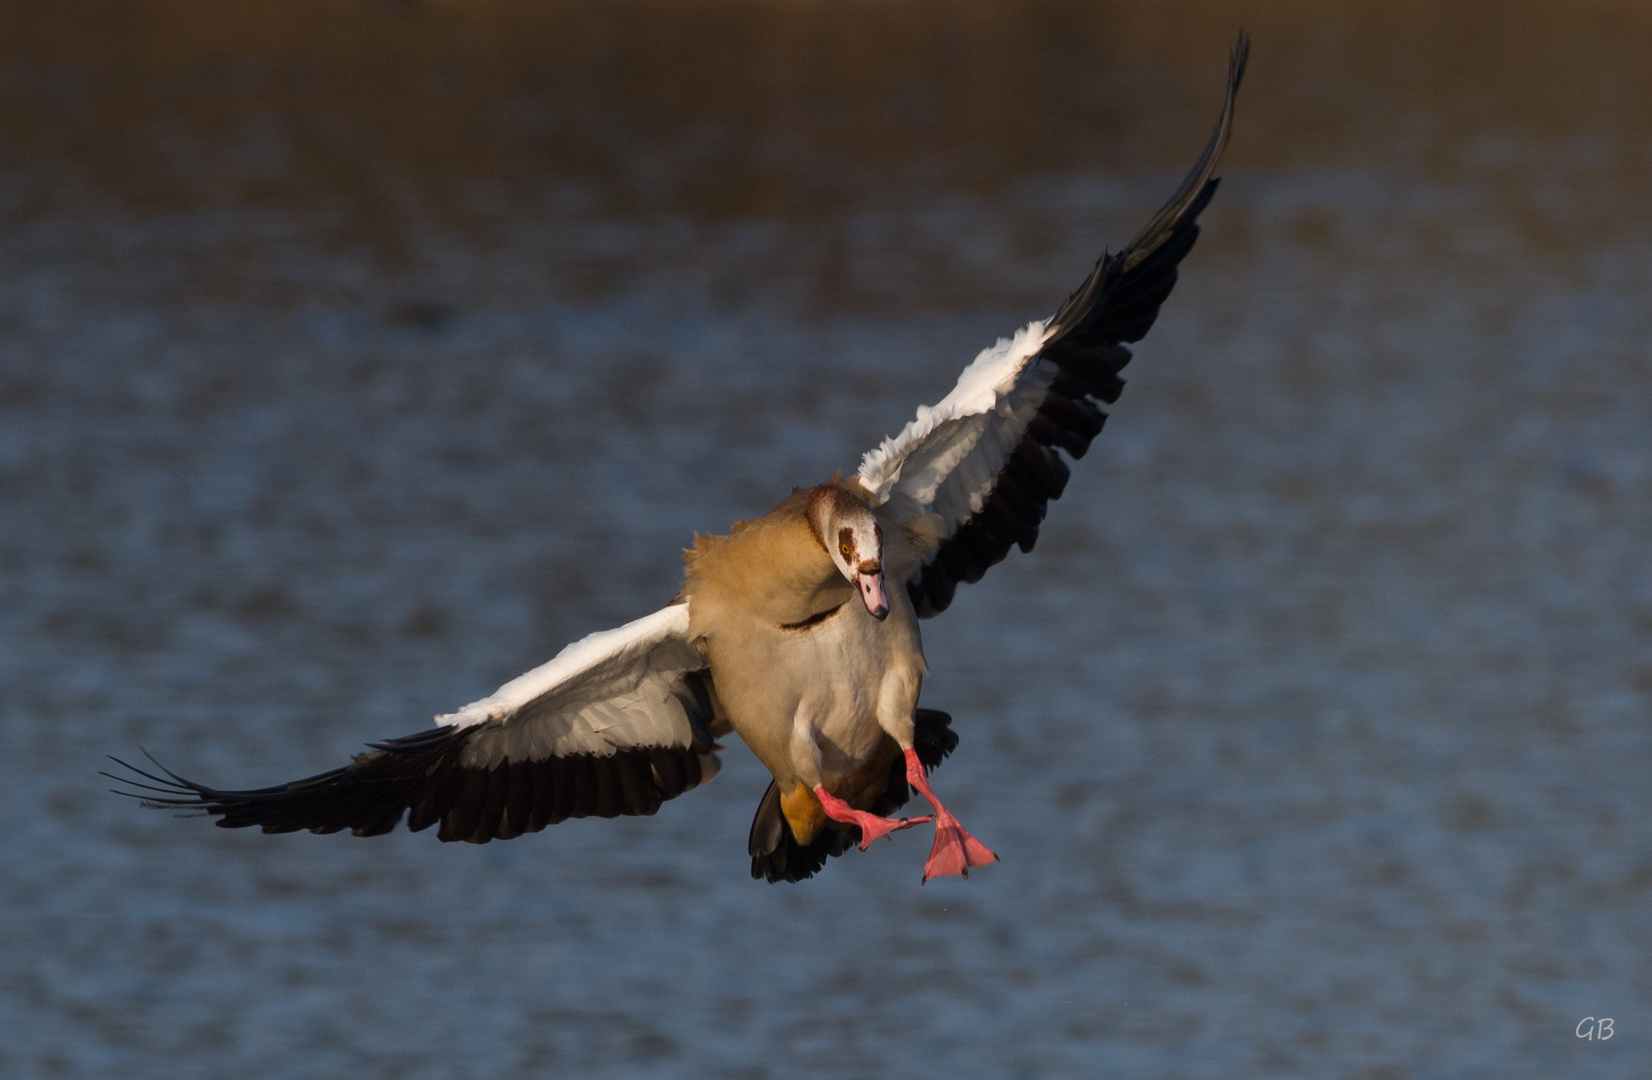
904 748 999 882
814 785 931 852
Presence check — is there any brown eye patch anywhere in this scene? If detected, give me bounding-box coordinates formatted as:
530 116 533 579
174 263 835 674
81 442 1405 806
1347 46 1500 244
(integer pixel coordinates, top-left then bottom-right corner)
837 527 856 561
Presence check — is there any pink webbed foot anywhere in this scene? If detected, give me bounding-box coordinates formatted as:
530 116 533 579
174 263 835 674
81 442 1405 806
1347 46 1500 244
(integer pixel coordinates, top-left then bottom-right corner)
921 807 1000 882
813 785 931 852
904 747 999 882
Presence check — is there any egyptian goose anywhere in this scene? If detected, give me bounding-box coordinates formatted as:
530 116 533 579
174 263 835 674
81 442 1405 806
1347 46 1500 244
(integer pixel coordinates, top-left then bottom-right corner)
111 38 1247 884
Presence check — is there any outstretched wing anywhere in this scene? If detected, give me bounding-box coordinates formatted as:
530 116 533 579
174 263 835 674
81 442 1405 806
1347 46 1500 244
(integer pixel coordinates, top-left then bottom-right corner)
858 34 1248 617
108 604 722 843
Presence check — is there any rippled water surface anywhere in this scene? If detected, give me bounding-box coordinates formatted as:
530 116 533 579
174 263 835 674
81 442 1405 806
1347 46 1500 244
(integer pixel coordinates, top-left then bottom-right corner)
3 2 1650 1077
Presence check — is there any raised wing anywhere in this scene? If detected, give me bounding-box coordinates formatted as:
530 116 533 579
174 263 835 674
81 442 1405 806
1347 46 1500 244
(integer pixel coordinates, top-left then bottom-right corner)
108 604 722 843
858 34 1248 617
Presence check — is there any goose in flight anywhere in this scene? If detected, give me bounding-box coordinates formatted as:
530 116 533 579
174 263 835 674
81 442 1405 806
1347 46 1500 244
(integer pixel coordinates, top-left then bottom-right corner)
111 37 1248 884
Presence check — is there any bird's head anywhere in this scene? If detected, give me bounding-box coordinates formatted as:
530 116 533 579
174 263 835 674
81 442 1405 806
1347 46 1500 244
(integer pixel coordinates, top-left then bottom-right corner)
808 485 888 621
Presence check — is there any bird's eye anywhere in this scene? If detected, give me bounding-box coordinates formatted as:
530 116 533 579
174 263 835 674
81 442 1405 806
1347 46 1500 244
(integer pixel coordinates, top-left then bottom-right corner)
839 542 852 559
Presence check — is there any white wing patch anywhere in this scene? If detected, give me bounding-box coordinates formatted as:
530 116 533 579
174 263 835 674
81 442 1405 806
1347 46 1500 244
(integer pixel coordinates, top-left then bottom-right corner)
857 319 1055 531
436 604 705 768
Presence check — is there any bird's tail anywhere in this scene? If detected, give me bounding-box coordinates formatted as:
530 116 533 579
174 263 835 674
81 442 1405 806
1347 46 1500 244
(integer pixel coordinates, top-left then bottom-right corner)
747 708 958 883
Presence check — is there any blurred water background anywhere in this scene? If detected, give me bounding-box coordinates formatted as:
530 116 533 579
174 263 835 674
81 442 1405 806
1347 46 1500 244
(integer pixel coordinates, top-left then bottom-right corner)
2 1 1650 1076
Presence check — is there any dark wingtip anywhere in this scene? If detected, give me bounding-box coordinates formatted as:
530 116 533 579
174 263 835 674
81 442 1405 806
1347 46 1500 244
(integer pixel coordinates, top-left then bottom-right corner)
104 751 220 816
105 750 190 795
1231 30 1252 91
1046 33 1248 341
1118 28 1247 260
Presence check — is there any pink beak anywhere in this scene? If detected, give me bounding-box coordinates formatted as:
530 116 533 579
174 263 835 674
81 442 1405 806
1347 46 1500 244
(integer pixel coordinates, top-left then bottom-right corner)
856 568 889 621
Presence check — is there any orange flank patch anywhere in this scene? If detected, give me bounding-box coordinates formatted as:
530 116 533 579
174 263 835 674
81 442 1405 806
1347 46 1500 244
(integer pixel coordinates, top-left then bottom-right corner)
779 783 827 846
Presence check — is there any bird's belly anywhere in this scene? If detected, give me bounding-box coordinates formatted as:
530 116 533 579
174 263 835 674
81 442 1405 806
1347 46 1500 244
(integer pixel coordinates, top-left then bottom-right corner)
711 604 923 784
